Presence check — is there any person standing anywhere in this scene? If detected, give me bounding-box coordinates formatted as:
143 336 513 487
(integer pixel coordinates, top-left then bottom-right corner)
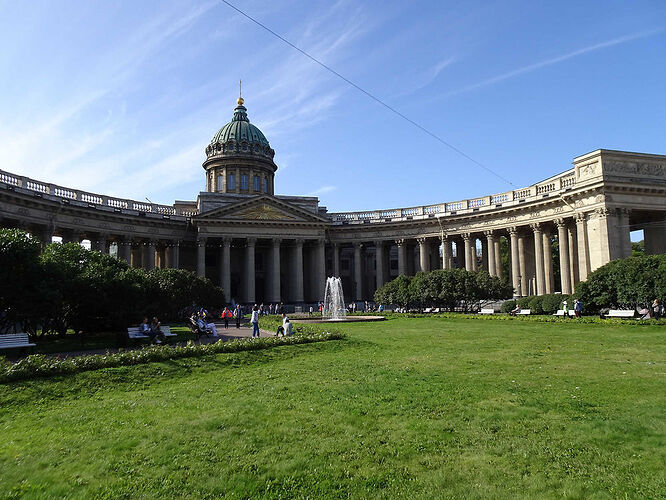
251 305 260 338
574 299 583 318
562 299 569 319
283 313 293 337
222 307 231 329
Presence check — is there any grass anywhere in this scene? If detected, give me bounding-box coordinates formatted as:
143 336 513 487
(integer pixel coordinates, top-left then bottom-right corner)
1 316 664 499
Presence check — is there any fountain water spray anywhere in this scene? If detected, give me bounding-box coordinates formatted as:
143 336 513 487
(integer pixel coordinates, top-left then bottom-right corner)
323 277 347 321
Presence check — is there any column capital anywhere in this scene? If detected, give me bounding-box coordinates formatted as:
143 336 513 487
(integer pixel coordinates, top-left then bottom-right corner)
462 232 472 241
197 236 207 246
374 240 385 248
221 236 232 245
353 241 363 250
530 223 542 232
246 237 257 247
575 212 588 223
555 218 568 228
508 226 519 236
483 230 495 238
416 236 428 244
394 238 405 246
271 237 282 246
293 238 304 247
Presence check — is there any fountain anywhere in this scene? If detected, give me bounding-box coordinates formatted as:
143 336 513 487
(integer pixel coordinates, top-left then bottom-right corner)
323 276 347 321
295 277 385 323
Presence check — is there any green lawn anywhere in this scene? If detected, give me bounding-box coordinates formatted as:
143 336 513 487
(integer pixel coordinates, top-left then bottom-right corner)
1 317 664 499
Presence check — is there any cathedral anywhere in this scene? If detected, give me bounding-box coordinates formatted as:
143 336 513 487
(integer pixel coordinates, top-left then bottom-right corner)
1 97 666 305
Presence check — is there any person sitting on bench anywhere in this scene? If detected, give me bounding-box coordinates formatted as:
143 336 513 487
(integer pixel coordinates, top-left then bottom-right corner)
150 317 166 344
197 312 217 336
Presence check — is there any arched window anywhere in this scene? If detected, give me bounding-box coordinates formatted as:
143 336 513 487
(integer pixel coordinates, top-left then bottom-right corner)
253 175 260 192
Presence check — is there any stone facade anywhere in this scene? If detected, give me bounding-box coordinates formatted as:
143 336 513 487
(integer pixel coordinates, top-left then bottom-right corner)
2 102 665 304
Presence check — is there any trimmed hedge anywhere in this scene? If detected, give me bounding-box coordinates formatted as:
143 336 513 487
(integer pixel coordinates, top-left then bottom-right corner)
0 331 343 383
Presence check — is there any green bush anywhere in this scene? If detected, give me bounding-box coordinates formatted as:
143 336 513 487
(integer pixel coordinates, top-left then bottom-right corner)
501 300 517 313
517 297 531 309
0 330 344 383
577 254 666 312
528 296 544 314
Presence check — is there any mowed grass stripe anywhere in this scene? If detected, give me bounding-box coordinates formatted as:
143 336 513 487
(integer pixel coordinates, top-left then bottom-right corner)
1 317 664 499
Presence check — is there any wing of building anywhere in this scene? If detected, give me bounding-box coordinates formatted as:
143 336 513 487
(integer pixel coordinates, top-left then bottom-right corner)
2 98 665 304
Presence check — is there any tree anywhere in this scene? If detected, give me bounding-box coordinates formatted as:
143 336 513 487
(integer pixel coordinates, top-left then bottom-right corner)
0 229 43 333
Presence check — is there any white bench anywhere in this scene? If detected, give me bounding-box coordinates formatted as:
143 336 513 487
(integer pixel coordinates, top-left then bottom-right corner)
432 308 440 313
0 333 36 351
127 325 176 342
480 308 495 315
424 308 433 313
605 309 636 319
553 310 576 317
517 309 531 315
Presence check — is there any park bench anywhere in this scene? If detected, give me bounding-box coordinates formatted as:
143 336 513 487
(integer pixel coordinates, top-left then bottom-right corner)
188 318 214 339
0 333 36 353
605 309 636 319
424 308 433 313
517 309 531 315
432 308 440 313
480 308 495 315
127 325 176 343
553 310 576 317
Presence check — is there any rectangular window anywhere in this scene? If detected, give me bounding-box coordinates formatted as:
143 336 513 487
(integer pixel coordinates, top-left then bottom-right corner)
240 174 248 191
264 178 269 193
217 175 224 191
227 173 235 191
253 175 260 191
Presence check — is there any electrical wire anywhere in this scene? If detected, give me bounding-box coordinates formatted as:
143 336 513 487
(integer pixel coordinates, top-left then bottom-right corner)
219 0 516 187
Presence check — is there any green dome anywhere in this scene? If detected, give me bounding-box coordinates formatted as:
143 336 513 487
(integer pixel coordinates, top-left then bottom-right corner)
206 99 275 160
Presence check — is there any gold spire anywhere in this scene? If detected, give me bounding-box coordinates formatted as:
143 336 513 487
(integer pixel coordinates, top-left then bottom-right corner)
237 79 244 105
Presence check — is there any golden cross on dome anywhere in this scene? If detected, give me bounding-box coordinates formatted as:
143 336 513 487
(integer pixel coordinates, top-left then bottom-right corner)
237 79 244 105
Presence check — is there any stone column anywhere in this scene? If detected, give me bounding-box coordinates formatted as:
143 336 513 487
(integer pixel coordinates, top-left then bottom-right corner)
575 213 590 281
557 219 572 294
95 233 108 253
332 243 340 277
353 242 363 301
396 239 406 276
146 240 156 270
417 237 429 272
542 229 553 294
315 238 326 301
485 231 496 276
165 246 172 268
494 237 502 280
269 238 281 303
197 237 206 277
245 237 256 304
220 238 231 300
509 228 520 296
463 234 474 272
442 237 452 270
292 239 304 303
617 208 633 259
120 236 132 264
567 224 578 288
481 238 489 272
171 241 180 269
518 231 528 296
40 227 54 249
375 241 385 290
531 224 545 295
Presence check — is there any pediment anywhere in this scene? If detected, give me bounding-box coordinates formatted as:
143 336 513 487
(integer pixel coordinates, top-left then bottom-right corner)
195 195 329 224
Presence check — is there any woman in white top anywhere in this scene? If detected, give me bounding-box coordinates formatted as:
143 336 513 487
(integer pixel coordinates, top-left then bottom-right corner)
251 306 260 338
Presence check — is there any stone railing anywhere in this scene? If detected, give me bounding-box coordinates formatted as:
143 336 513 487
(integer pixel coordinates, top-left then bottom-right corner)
0 169 198 218
329 169 577 224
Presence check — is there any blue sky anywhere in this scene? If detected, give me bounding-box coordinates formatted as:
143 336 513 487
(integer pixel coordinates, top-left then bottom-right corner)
1 0 665 212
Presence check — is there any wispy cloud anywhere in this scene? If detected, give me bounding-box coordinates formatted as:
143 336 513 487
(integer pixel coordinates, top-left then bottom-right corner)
447 28 663 97
308 185 337 196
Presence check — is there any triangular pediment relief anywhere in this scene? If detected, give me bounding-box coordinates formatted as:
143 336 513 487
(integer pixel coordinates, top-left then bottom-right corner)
195 195 328 224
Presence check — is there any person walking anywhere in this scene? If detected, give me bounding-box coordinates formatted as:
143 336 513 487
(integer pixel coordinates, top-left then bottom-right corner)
234 304 241 329
574 299 583 318
222 307 232 329
562 299 570 319
251 305 260 338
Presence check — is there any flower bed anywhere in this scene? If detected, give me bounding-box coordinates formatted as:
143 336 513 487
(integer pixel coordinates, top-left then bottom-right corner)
0 331 344 383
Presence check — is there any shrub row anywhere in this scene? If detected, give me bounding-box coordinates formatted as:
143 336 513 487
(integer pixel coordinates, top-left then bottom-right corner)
0 331 344 383
381 311 666 326
501 294 573 315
